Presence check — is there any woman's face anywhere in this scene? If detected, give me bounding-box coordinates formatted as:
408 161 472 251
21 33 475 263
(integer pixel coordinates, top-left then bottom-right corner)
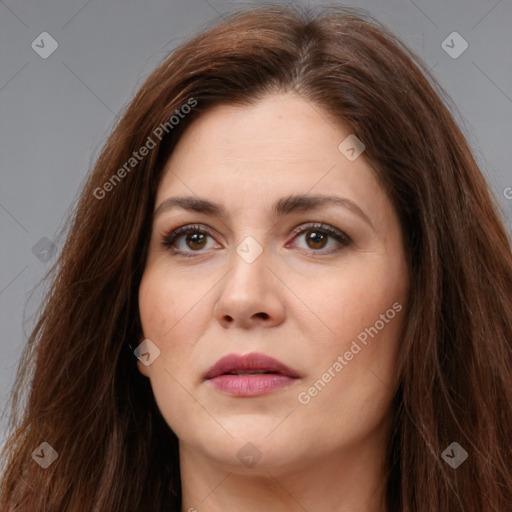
138 92 409 473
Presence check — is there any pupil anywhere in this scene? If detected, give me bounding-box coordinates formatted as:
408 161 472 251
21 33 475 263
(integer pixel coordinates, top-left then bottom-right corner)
187 233 206 249
308 230 327 248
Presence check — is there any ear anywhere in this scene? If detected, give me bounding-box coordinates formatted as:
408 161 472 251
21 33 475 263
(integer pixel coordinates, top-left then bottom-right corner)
137 359 151 377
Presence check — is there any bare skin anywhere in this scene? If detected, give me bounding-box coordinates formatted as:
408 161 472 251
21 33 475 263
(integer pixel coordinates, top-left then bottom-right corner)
138 92 409 512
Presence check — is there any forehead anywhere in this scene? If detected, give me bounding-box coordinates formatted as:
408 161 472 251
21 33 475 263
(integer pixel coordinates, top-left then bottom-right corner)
166 93 342 166
156 93 383 217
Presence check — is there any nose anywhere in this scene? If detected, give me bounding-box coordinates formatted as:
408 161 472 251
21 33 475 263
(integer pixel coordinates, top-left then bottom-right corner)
213 241 286 329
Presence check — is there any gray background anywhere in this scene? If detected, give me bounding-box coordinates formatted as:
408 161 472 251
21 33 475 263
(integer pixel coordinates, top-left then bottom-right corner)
1 0 511 442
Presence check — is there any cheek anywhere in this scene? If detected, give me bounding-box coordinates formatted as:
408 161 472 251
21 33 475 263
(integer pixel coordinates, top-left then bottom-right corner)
138 269 208 434
289 258 406 341
138 267 214 379
293 295 405 448
139 270 168 336
291 251 408 398
137 270 188 385
334 261 407 376
138 267 198 341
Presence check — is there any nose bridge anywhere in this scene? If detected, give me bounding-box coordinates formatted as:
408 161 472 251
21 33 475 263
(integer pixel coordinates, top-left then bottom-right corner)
226 234 269 295
214 233 285 327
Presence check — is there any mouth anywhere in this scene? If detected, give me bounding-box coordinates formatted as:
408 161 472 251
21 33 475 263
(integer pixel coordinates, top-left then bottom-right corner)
204 352 301 396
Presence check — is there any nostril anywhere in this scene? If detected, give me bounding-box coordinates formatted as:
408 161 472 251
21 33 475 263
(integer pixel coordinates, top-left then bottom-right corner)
255 312 269 320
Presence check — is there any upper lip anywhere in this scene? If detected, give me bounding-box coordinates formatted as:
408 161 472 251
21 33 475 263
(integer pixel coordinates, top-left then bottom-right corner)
204 352 301 380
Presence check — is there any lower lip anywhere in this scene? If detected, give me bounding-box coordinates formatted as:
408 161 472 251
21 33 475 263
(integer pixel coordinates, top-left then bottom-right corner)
207 374 298 396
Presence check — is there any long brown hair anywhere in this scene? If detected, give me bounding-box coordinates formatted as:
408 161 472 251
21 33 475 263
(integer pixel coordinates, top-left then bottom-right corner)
1 4 511 511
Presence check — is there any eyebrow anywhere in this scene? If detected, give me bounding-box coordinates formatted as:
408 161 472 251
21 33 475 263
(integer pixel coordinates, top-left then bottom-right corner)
153 194 374 229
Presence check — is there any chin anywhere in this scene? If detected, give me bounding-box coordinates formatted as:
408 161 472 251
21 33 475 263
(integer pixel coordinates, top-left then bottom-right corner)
186 423 302 470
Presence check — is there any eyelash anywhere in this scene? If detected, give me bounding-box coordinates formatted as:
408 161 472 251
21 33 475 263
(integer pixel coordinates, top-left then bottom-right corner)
161 222 352 258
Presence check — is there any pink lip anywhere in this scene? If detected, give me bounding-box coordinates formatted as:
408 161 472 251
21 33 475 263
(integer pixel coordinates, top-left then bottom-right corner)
204 352 301 397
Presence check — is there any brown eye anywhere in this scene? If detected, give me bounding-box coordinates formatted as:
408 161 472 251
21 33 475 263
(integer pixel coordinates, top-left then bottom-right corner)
305 230 328 249
185 232 207 250
163 222 351 258
289 222 352 255
162 224 218 256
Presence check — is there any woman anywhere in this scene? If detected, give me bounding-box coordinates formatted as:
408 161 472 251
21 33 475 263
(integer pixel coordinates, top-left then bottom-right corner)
1 4 511 511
